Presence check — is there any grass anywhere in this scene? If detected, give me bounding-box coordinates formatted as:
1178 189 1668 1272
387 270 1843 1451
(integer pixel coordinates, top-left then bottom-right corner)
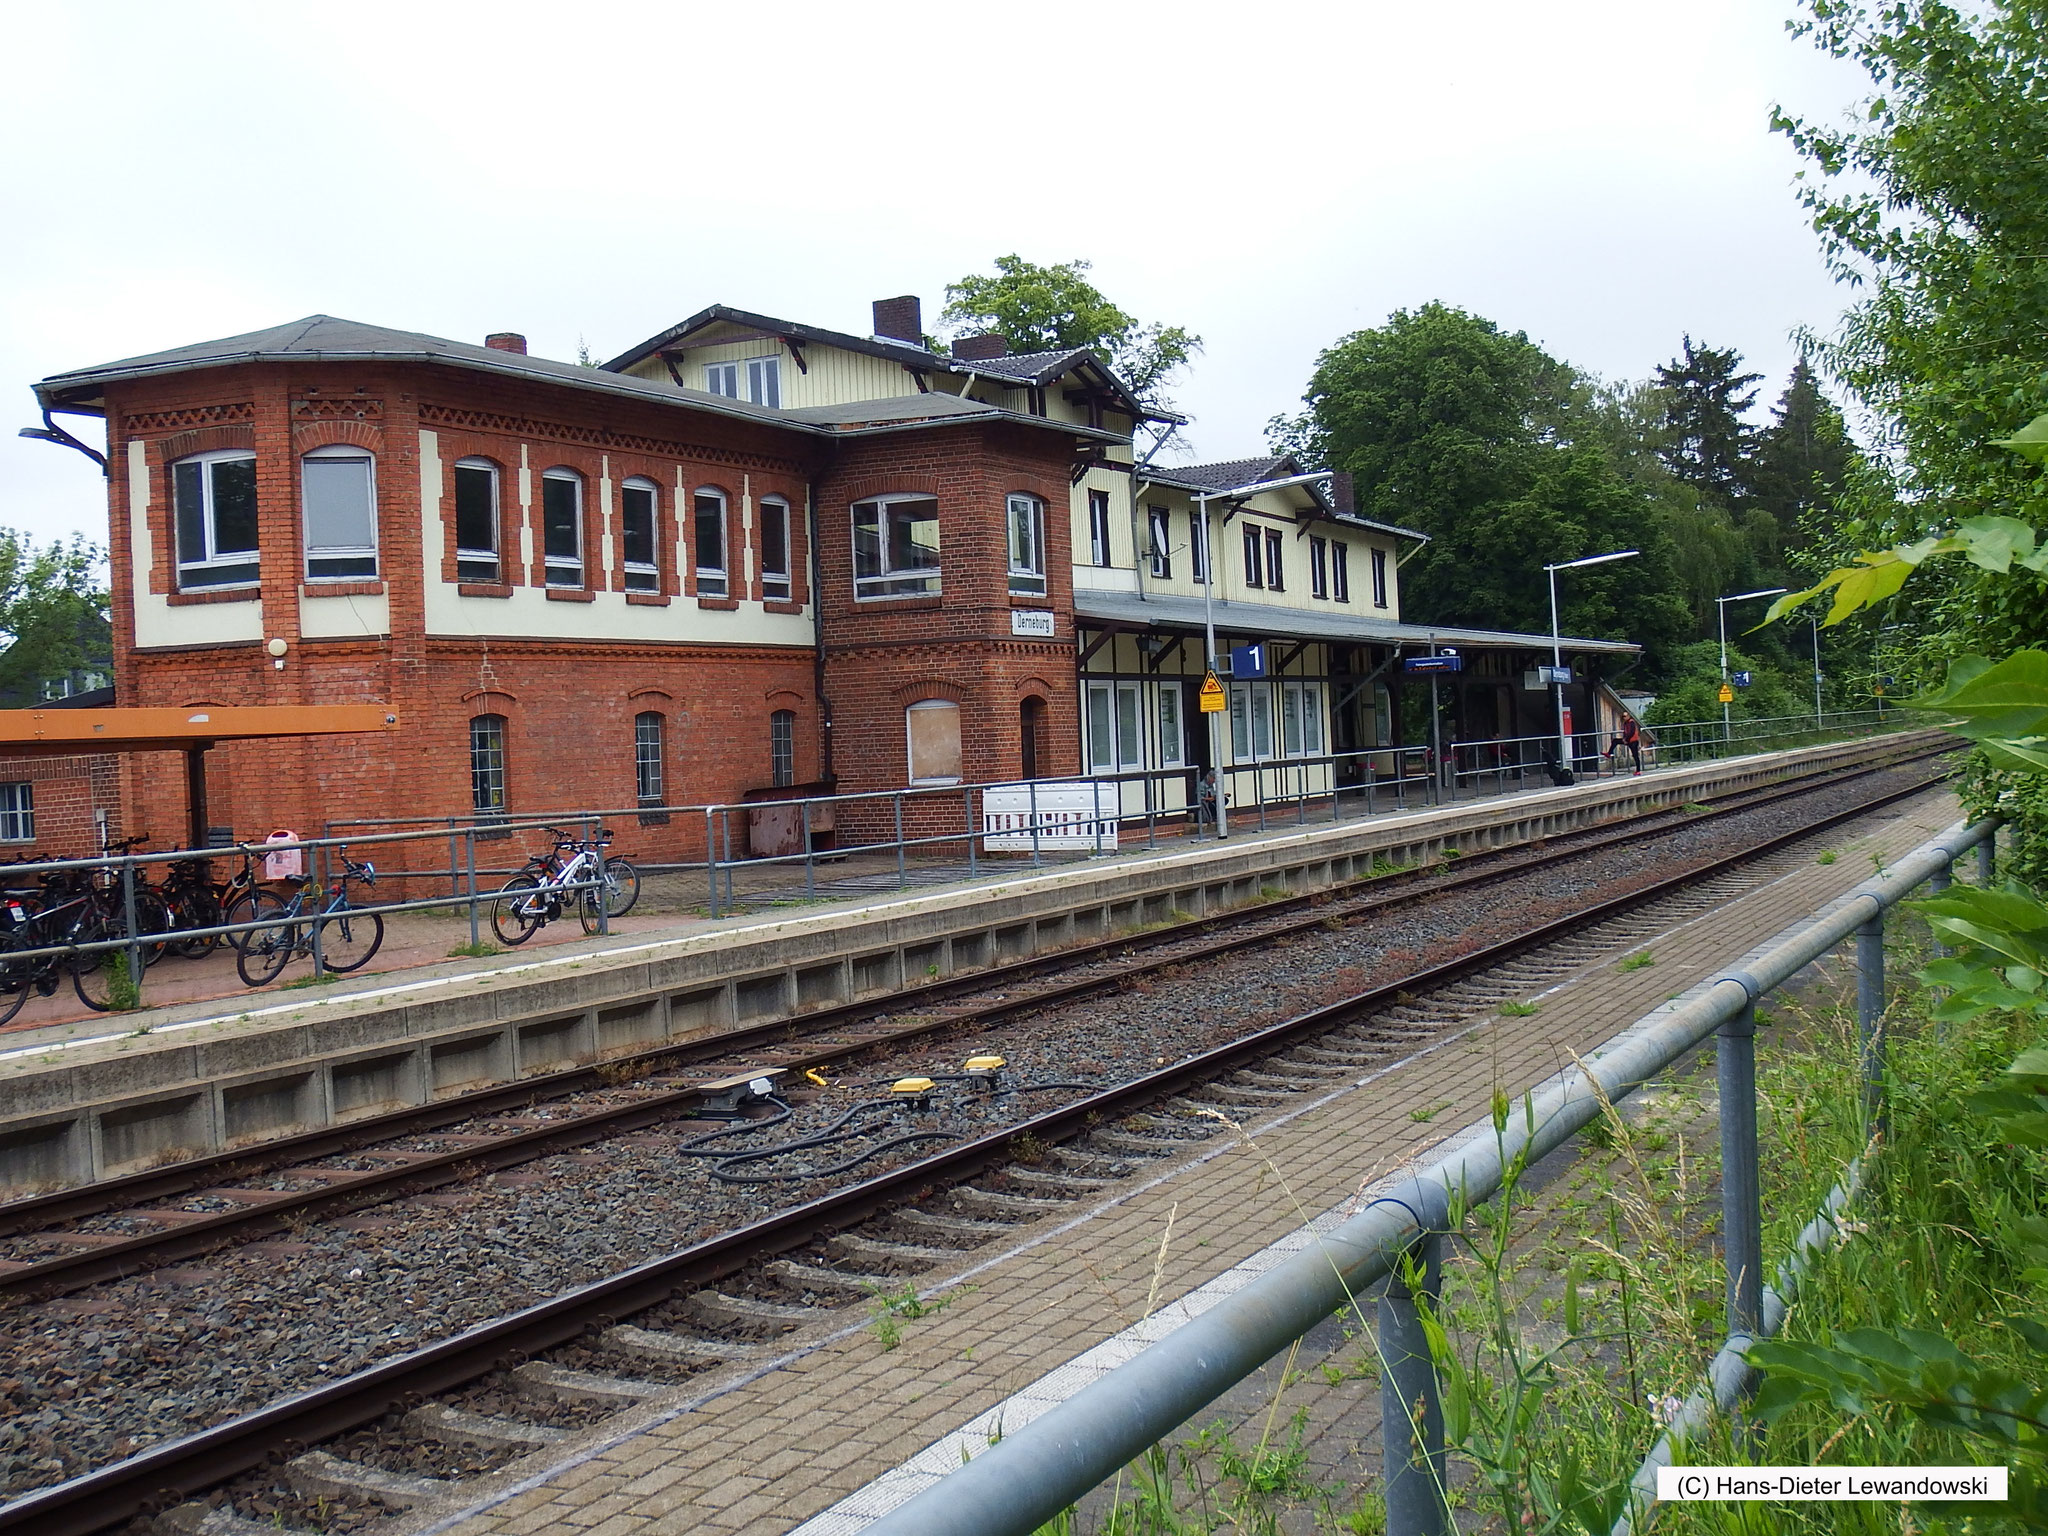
1498 999 1541 1017
447 940 501 959
865 1281 952 1350
1410 1100 1452 1124
1816 849 1838 866
280 971 344 989
1618 950 1656 972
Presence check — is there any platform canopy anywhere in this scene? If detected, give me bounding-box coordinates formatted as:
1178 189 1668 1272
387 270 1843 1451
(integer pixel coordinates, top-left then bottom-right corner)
0 705 401 849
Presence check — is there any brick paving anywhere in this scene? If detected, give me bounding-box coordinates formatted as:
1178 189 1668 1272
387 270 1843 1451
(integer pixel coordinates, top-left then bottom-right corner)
407 789 1963 1536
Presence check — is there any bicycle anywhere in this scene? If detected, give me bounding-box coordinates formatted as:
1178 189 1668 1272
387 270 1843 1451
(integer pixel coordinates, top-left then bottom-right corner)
490 826 638 945
0 867 141 1019
235 846 385 986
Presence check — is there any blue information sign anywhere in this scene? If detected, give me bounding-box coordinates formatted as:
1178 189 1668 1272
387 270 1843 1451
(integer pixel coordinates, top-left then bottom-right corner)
1732 670 1752 687
1404 654 1464 674
1228 643 1266 679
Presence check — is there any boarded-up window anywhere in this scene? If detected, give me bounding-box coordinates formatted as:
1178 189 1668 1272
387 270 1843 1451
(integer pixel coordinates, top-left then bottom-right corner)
905 700 962 784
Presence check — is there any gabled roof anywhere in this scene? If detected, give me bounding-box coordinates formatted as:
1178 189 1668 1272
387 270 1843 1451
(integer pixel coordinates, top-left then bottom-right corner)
33 315 1124 445
603 303 1178 425
1136 455 1429 544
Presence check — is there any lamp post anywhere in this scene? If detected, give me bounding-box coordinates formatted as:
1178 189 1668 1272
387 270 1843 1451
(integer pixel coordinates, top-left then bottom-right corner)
1544 550 1638 776
1811 613 1824 729
1196 488 1226 839
1714 587 1788 743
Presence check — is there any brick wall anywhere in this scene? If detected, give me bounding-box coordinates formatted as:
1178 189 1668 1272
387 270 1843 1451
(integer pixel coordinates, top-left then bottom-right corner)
0 755 124 863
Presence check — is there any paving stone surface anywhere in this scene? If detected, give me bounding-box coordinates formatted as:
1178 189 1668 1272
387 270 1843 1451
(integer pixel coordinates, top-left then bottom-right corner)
409 790 1962 1536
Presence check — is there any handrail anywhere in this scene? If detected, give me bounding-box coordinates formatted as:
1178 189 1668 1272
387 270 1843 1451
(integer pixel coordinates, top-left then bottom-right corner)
852 816 1997 1536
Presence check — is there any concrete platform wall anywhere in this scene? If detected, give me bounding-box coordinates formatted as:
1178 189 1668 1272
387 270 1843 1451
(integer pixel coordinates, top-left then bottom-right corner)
0 731 1947 1194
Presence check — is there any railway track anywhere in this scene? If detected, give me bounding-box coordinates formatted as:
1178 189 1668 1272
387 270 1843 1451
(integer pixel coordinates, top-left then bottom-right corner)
0 743 1949 1307
0 754 1954 1535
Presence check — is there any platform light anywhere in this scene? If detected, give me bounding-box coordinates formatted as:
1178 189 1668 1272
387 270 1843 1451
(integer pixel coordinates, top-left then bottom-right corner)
1715 588 1789 743
1542 551 1640 774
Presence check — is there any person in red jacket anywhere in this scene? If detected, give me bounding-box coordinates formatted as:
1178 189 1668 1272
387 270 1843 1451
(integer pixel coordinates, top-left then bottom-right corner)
1606 713 1645 775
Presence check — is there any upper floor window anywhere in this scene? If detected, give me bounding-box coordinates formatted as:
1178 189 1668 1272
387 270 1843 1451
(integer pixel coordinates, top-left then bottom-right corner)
454 458 500 582
1007 493 1046 596
1309 536 1329 599
705 363 739 398
1371 546 1390 608
541 468 584 587
634 711 665 804
1332 541 1351 603
760 496 792 601
1241 527 1263 589
302 445 379 581
1190 507 1208 584
694 489 729 596
1088 489 1113 567
1147 506 1172 579
705 358 781 407
1264 529 1285 592
173 450 259 589
770 709 796 786
853 495 940 599
621 477 660 593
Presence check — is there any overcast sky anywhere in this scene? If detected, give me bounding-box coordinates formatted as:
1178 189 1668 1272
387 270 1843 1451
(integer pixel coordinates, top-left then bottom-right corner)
4 1 1872 547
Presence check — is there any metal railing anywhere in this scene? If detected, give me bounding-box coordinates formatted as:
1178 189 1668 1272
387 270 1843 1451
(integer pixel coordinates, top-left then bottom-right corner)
852 816 1998 1536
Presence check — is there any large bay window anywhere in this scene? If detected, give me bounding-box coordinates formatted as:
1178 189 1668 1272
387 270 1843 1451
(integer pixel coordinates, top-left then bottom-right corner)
853 495 940 598
541 468 584 587
1007 493 1046 596
694 489 729 596
301 445 379 580
454 458 500 581
621 477 660 592
173 450 259 589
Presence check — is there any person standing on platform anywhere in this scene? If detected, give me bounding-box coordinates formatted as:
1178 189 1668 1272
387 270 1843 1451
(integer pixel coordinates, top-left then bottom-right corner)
1606 713 1644 775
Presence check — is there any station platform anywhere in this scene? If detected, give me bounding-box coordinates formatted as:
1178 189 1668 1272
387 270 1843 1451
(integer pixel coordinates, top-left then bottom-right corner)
0 730 1946 1199
398 785 1962 1536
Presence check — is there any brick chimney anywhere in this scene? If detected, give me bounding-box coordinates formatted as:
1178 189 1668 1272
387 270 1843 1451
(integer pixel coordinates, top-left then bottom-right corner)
952 332 1009 362
872 296 923 346
1328 470 1356 515
485 332 528 354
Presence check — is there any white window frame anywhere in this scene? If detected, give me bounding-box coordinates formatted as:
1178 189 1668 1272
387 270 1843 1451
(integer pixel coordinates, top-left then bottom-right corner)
1264 529 1285 592
1332 541 1351 603
1158 684 1183 767
1088 489 1113 567
704 362 739 398
905 698 963 785
621 476 661 593
301 444 379 581
770 709 796 786
1241 527 1263 588
1228 681 1277 763
852 494 941 600
1147 506 1172 579
746 356 781 408
1309 535 1329 600
1083 681 1145 773
453 457 500 582
0 782 32 843
1281 680 1324 758
1007 493 1046 596
1371 546 1390 608
634 712 665 804
541 468 584 588
172 448 260 589
470 715 508 816
1189 507 1208 583
694 488 730 597
760 496 793 601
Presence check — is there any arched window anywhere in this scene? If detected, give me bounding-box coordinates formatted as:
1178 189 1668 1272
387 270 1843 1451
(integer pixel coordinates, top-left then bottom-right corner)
770 710 796 787
621 477 660 592
172 448 259 589
541 468 583 588
634 711 665 804
454 457 500 582
470 715 507 818
694 488 728 596
905 699 962 785
302 444 379 580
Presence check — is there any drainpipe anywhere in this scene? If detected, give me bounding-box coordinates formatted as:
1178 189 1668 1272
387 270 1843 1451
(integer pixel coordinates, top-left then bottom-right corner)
808 474 833 784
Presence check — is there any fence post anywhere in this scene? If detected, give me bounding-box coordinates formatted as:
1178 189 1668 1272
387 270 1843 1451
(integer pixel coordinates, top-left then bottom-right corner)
588 814 608 937
1718 999 1763 1339
1928 857 1952 957
894 794 907 890
307 842 327 976
120 855 142 993
465 829 480 950
1857 908 1887 1134
705 808 720 919
964 787 977 878
1028 780 1042 868
1379 1230 1447 1536
807 798 819 897
722 810 735 912
1979 831 1996 887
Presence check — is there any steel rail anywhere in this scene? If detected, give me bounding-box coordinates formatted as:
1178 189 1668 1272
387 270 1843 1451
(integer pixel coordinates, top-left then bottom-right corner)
0 770 1955 1536
0 753 1951 1299
0 739 1944 1241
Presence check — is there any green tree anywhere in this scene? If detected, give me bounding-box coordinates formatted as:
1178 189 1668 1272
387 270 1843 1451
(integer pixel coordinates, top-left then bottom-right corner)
0 530 109 705
939 255 1200 406
1652 336 1762 509
1748 356 1856 549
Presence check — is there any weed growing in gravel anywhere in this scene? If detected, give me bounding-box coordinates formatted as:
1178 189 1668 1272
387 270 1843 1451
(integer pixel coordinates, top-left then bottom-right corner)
1815 849 1838 865
447 941 501 959
281 971 343 990
1498 999 1540 1017
1410 1101 1450 1123
865 1281 952 1349
1618 951 1656 972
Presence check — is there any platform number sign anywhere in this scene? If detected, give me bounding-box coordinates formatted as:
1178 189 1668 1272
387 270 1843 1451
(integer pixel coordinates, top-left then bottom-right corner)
1228 643 1266 678
1732 670 1752 688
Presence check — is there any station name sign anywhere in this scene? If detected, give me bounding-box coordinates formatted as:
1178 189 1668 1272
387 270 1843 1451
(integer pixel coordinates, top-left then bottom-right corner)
1403 654 1463 674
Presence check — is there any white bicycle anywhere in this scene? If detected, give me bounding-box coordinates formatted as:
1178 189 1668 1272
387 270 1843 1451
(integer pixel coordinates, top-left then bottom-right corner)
491 825 639 945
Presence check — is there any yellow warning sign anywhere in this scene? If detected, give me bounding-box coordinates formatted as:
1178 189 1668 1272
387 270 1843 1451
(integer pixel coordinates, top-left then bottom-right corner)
1199 671 1227 713
1718 684 1735 703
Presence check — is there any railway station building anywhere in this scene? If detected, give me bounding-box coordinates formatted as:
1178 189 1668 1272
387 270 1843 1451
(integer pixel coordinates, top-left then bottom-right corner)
25 298 1636 857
